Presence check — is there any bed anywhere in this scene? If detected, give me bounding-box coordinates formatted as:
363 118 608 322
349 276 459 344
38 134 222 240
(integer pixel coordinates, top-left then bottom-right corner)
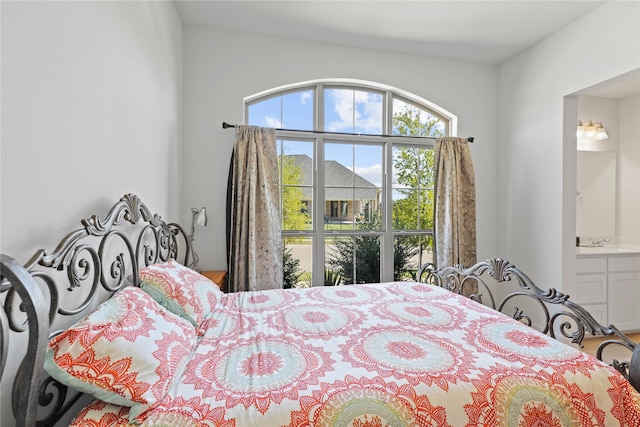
1 194 640 427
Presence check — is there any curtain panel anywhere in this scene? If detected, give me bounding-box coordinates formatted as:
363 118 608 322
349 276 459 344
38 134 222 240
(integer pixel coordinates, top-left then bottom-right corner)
227 126 283 292
434 137 477 276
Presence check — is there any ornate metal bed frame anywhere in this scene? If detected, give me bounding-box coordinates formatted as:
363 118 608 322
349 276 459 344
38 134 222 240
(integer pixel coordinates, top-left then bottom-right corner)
2 195 639 426
417 259 640 392
0 194 193 427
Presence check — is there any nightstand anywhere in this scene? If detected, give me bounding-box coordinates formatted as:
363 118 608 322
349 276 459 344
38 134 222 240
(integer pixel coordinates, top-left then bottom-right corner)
201 270 228 292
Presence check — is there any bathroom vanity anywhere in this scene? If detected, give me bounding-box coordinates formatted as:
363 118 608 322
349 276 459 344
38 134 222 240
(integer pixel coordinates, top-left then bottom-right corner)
573 248 640 332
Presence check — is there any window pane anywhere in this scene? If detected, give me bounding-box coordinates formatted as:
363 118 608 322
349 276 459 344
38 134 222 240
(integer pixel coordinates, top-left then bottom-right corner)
394 235 433 280
393 146 428 187
355 144 383 187
392 98 444 137
325 143 353 187
248 96 280 127
283 237 312 288
418 189 434 230
248 89 314 130
325 142 382 231
283 90 314 131
325 236 350 285
325 235 381 285
278 139 313 231
392 145 434 230
355 235 381 283
393 189 418 230
324 88 383 134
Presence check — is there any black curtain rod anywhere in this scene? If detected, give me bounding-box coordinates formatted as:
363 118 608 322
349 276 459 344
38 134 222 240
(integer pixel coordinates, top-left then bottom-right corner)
222 122 474 142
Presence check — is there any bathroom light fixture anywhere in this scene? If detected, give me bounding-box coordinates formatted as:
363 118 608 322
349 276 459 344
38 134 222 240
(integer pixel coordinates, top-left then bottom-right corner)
189 207 208 270
585 121 597 138
594 123 608 140
577 120 608 141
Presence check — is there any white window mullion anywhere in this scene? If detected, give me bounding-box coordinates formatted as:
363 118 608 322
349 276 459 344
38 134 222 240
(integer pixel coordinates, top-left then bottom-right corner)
314 136 325 287
314 84 324 286
381 139 395 282
317 83 324 132
384 90 393 135
380 91 393 282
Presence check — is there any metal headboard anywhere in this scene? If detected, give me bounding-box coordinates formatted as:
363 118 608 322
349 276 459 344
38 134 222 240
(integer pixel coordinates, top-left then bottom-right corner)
0 194 193 426
417 258 640 393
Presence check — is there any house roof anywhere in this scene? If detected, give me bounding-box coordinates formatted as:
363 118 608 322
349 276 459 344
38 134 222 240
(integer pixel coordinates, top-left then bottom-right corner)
285 154 380 201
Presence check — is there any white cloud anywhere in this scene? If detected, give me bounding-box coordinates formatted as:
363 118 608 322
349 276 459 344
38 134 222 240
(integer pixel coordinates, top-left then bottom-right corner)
264 116 282 128
325 89 383 134
353 164 383 187
299 91 312 105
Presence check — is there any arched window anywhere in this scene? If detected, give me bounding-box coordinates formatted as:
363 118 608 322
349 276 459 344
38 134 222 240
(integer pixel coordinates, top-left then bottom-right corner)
245 79 456 287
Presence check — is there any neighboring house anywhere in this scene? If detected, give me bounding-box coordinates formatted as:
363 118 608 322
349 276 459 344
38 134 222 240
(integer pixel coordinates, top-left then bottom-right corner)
286 154 381 223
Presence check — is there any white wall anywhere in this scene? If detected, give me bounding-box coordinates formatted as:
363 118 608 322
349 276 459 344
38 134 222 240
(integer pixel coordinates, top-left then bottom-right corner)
1 1 183 264
498 1 639 288
619 93 640 245
0 2 183 425
182 26 500 271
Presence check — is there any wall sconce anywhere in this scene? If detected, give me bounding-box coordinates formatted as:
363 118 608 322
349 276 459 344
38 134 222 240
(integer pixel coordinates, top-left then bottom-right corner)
189 207 208 270
576 120 608 141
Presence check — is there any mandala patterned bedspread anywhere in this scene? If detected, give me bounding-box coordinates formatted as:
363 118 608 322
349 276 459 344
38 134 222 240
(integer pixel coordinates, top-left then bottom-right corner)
70 282 640 426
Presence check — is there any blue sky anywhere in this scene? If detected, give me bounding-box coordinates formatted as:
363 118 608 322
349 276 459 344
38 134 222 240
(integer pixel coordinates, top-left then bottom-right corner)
248 89 385 186
247 88 441 189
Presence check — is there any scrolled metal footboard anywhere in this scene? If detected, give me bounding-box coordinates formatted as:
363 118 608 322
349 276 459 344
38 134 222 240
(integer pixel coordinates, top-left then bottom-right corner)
417 258 640 392
1 255 49 427
0 194 194 426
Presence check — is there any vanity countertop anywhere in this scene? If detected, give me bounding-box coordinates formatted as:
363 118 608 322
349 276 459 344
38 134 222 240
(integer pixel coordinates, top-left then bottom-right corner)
576 246 640 255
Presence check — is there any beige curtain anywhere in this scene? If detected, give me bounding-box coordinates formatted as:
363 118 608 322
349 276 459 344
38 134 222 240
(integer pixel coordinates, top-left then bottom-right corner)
227 126 283 292
434 137 477 275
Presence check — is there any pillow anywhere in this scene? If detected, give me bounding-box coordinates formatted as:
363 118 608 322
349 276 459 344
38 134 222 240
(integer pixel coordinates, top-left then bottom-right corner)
44 286 197 423
70 400 131 426
138 259 222 330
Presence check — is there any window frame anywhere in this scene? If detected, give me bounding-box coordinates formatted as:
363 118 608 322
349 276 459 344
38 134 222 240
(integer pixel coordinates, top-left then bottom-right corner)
245 79 456 286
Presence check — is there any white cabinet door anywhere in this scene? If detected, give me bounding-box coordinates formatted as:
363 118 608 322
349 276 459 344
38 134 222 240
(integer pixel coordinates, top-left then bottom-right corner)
572 273 607 305
607 271 640 332
580 303 608 326
576 257 607 274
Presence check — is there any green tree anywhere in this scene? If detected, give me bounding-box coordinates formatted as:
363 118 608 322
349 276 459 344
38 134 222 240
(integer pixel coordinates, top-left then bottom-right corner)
282 245 301 289
392 147 435 231
327 205 419 283
280 155 310 231
393 104 444 138
392 105 443 238
280 154 311 288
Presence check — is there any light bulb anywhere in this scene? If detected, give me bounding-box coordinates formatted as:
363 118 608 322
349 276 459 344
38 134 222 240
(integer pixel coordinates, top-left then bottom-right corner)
585 121 596 138
595 124 608 140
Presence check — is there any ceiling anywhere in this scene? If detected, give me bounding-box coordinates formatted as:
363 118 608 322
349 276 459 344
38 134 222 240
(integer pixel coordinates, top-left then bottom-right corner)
174 0 608 65
576 69 640 99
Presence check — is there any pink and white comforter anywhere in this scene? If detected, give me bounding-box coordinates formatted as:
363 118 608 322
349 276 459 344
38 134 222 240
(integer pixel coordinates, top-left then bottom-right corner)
72 282 640 426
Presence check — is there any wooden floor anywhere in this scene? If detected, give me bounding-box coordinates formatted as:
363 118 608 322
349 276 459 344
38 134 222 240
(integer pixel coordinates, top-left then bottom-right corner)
581 332 640 361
